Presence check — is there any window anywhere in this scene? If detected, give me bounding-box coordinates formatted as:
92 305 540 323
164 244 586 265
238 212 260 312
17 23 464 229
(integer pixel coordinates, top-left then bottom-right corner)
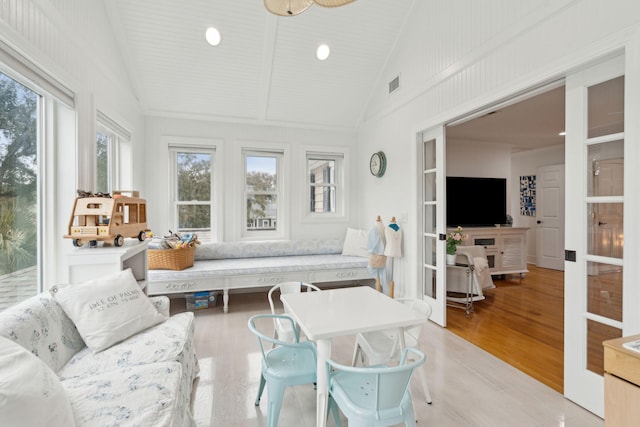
306 152 344 217
244 150 282 237
96 112 130 194
170 147 214 242
308 156 338 213
0 71 40 309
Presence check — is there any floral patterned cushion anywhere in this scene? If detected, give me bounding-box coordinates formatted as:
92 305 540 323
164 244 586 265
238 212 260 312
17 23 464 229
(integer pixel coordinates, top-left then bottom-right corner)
58 311 199 409
0 293 85 373
0 293 198 427
194 239 343 261
62 361 193 427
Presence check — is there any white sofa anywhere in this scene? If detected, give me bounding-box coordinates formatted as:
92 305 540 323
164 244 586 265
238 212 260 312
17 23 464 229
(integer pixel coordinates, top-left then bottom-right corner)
0 290 198 427
147 239 372 313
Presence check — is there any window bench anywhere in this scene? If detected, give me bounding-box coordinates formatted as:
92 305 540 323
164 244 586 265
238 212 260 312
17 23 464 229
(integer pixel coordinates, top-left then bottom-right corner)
147 239 372 313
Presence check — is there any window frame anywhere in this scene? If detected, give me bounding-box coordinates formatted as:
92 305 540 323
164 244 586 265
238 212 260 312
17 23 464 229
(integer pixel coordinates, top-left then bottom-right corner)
242 149 284 240
303 147 349 222
95 111 132 194
0 66 45 306
168 145 216 243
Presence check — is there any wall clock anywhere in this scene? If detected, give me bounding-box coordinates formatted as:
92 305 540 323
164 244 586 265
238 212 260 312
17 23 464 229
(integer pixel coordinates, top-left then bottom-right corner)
369 151 387 177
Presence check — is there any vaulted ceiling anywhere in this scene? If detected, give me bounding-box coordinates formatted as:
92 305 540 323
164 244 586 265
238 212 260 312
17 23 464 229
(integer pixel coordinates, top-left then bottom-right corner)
105 1 624 152
105 0 412 130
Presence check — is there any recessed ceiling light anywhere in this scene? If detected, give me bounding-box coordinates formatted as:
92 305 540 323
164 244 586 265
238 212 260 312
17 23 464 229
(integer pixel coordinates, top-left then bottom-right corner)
316 44 330 61
205 27 221 46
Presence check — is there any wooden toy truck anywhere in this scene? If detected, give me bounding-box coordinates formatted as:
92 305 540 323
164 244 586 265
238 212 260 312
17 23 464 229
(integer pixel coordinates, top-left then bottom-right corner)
64 191 148 247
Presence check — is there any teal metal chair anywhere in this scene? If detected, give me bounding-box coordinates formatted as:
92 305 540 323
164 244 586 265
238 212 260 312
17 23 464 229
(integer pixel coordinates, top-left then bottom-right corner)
248 313 317 427
326 347 426 427
351 298 433 404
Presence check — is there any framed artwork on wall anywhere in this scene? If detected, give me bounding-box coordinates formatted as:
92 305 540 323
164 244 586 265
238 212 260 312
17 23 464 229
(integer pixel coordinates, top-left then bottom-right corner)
520 175 536 216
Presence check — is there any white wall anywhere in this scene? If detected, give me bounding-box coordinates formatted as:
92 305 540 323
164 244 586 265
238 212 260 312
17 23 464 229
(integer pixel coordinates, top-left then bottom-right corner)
0 0 144 283
144 117 359 242
511 145 565 264
356 0 640 298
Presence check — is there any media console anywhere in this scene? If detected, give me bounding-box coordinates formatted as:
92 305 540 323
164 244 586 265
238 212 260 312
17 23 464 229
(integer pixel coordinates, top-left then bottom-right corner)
449 226 529 277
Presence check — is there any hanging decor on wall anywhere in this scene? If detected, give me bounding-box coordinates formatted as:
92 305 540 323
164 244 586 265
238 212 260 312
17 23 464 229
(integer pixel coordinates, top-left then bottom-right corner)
520 175 536 216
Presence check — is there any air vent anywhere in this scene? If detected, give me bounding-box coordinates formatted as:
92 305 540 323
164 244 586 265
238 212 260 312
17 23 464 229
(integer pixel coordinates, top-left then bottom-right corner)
388 76 400 94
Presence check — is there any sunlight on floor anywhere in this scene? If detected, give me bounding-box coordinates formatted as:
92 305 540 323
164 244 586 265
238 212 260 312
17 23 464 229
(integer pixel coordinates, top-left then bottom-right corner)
192 357 216 427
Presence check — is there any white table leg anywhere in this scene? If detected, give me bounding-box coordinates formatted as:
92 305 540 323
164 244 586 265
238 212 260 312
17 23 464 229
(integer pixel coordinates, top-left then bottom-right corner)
223 288 229 313
316 338 331 427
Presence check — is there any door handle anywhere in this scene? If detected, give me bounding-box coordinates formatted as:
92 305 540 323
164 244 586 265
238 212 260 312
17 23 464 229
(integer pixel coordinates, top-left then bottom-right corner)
598 221 607 226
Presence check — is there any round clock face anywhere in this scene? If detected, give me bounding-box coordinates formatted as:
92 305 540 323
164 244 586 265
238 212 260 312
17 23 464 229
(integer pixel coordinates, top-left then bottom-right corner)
370 151 386 177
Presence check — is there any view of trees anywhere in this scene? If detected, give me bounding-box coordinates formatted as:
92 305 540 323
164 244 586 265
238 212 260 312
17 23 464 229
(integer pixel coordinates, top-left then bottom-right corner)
96 131 110 194
177 152 211 230
246 170 276 222
0 73 38 276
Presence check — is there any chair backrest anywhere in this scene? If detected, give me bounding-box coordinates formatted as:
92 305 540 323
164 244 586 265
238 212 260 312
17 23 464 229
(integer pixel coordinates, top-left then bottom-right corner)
455 245 488 265
396 298 431 346
247 313 316 366
267 281 321 315
327 347 425 414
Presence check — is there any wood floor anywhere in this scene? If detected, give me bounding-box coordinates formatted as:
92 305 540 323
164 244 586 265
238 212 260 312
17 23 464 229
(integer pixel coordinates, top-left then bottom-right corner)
176 285 603 427
446 264 565 393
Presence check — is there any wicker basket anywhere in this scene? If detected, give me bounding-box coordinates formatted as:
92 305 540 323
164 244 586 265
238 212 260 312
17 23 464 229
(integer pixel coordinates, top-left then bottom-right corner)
148 246 195 271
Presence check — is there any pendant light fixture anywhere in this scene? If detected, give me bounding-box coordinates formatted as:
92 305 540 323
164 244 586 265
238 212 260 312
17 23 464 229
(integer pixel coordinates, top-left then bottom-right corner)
264 0 356 17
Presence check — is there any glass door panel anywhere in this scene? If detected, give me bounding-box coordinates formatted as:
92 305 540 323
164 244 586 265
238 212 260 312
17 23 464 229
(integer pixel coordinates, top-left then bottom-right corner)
565 56 624 416
420 127 446 326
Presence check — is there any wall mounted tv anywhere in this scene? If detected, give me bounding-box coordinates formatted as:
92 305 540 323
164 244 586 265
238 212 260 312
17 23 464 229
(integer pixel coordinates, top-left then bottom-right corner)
446 176 507 227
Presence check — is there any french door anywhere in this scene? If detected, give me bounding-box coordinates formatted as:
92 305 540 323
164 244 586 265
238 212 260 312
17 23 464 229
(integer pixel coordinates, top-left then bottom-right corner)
564 55 625 417
418 126 446 326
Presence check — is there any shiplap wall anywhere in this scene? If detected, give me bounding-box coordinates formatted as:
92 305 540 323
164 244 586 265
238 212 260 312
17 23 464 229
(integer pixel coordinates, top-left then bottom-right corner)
356 0 640 298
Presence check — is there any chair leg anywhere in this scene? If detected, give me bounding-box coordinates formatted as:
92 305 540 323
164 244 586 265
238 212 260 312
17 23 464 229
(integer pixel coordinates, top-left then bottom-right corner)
327 396 342 427
404 403 417 427
266 380 286 427
351 343 361 366
417 365 432 404
255 373 266 406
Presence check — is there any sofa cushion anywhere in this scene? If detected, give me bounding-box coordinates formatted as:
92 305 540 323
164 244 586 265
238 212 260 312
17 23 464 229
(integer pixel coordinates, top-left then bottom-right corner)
0 336 76 427
62 361 192 427
52 269 166 353
58 311 198 383
0 293 85 373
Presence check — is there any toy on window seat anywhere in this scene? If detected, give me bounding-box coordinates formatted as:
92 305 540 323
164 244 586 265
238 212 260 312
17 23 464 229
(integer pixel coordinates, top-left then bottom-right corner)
64 190 148 248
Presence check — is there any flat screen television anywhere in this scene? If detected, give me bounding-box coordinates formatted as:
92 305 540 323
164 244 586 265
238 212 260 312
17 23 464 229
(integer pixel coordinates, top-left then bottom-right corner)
446 176 507 227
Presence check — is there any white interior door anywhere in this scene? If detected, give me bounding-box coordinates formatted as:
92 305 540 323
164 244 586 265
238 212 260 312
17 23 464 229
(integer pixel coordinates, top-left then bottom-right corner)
536 164 565 270
564 55 625 417
418 126 446 326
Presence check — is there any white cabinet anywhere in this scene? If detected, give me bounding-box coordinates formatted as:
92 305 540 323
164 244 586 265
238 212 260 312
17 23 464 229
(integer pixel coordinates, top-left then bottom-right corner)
67 240 149 290
453 227 529 277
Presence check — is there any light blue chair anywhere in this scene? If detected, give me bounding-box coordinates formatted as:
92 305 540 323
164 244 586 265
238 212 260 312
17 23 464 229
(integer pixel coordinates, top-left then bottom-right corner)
326 347 426 427
351 298 433 404
248 313 317 427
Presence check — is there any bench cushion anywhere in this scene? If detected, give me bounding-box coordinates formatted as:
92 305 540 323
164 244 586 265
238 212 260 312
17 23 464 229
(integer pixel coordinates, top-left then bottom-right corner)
149 253 368 282
194 239 343 261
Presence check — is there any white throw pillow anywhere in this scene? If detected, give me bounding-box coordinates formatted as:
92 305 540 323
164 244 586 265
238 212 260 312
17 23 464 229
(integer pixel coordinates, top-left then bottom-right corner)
0 336 76 427
341 227 370 258
52 268 166 353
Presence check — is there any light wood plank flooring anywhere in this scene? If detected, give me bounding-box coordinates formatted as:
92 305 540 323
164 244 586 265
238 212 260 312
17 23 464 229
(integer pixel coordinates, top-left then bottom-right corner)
446 264 565 393
174 288 603 427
